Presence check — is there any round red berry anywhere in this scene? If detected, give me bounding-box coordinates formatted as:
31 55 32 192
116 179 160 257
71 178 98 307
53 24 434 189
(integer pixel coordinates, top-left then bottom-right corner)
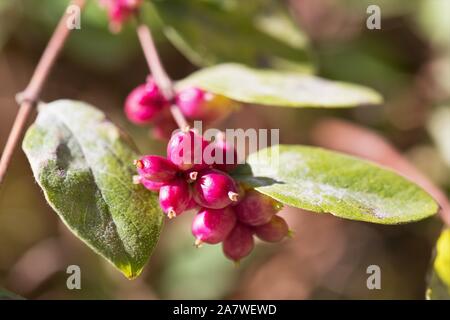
176 87 209 119
102 0 142 32
124 79 167 125
138 176 165 191
176 87 236 122
211 137 238 172
192 207 236 245
222 223 254 262
253 215 289 243
135 155 178 183
167 129 209 171
235 190 281 226
158 178 191 218
193 169 239 209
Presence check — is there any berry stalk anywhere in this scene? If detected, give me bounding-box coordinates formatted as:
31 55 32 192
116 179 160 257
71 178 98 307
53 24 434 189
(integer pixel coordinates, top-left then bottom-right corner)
135 22 189 130
0 0 86 186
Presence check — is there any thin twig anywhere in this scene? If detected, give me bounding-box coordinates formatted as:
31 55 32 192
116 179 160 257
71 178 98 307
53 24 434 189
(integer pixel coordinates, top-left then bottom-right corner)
0 0 86 186
136 23 189 130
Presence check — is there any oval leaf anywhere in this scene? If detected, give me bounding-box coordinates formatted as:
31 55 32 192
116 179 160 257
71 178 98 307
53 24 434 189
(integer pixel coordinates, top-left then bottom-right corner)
22 100 163 279
427 229 450 300
178 64 383 108
234 145 438 224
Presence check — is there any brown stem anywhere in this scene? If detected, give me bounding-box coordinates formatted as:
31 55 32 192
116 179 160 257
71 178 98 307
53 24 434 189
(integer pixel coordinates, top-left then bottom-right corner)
136 23 189 130
0 0 86 186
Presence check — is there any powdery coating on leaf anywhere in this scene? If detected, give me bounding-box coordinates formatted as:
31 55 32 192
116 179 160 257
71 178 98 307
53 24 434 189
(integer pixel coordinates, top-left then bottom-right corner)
244 145 438 224
22 100 164 279
178 63 383 108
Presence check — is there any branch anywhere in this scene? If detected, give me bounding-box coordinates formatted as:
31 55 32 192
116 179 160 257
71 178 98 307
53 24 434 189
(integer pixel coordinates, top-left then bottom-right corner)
136 23 189 130
0 0 86 186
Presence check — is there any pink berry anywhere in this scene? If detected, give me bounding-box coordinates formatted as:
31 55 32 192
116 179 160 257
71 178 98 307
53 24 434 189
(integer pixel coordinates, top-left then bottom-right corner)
142 179 164 191
211 137 238 172
254 215 289 242
159 179 191 219
167 129 210 171
176 87 210 119
134 175 164 191
101 0 142 32
124 79 167 125
135 155 178 183
193 169 239 209
222 223 254 262
176 87 236 122
235 190 281 226
192 207 237 245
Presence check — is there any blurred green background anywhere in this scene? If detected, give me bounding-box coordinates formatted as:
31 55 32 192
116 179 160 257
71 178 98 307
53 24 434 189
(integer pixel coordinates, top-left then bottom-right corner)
0 0 449 299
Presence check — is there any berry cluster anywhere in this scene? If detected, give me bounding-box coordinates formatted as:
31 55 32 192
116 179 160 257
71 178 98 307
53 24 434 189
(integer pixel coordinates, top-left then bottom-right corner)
124 77 235 140
134 129 289 262
101 0 290 263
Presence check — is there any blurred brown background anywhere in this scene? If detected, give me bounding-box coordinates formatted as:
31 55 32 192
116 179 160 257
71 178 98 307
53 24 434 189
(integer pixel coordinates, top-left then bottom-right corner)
0 0 449 299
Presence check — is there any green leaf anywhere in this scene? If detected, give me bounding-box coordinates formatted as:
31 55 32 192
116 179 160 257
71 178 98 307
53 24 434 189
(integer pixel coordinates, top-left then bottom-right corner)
427 229 450 300
178 64 384 108
233 145 438 224
151 0 312 71
22 100 163 279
